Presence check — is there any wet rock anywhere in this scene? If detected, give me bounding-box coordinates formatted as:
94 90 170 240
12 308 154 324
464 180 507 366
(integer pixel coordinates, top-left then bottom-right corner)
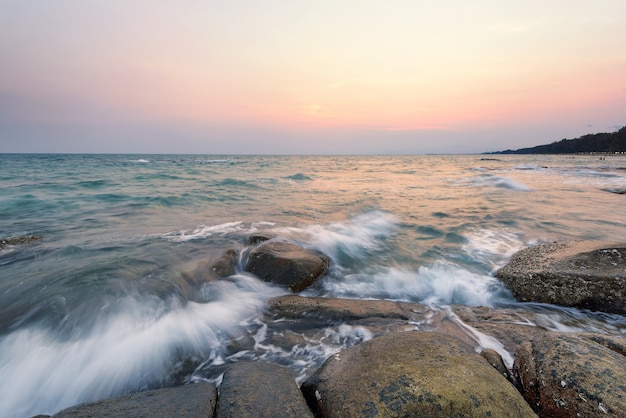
602 187 626 195
268 295 428 321
216 361 313 418
452 305 550 354
480 348 511 381
495 241 626 315
514 333 626 417
51 381 217 418
301 331 536 417
209 248 239 277
247 233 273 245
177 248 240 299
581 333 626 357
245 241 329 292
0 235 42 249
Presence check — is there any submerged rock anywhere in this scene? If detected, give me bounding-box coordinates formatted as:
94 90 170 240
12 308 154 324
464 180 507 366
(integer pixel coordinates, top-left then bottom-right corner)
209 248 239 278
216 361 313 418
50 381 217 418
495 241 626 315
514 333 626 417
0 234 42 249
245 240 330 292
301 331 536 417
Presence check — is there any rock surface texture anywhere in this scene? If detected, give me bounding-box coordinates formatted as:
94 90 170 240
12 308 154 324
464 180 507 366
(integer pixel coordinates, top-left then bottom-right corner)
216 361 313 418
34 292 626 417
51 381 217 418
495 241 626 314
301 330 537 417
514 333 626 417
0 234 42 249
268 294 427 321
245 240 330 292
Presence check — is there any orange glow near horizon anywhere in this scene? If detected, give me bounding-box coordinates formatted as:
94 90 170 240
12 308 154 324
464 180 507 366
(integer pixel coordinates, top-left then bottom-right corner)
1 1 625 153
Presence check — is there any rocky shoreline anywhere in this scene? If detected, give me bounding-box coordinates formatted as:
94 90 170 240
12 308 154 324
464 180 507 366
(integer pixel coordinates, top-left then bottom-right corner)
36 240 626 417
495 241 626 315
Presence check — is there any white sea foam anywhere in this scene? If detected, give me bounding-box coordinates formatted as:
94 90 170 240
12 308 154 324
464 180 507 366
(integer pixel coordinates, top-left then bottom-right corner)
249 322 374 384
513 163 547 171
0 274 283 418
462 228 526 271
163 221 277 242
446 312 515 368
130 159 150 163
197 159 231 164
572 169 620 178
164 221 245 242
322 262 513 307
272 210 398 261
469 174 531 191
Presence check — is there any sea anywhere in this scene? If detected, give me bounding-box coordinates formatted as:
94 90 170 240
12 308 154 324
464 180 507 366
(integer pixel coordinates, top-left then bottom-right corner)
1 153 626 417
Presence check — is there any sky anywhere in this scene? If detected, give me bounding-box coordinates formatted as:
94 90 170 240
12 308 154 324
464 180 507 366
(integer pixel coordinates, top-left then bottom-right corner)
1 1 625 154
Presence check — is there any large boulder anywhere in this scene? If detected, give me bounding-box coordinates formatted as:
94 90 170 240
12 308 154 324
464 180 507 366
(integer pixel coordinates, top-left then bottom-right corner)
51 382 217 418
495 241 626 315
245 241 330 292
301 331 536 417
514 333 626 417
216 361 313 418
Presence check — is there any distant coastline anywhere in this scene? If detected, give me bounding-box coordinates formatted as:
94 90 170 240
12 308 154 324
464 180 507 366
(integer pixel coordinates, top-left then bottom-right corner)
486 126 626 154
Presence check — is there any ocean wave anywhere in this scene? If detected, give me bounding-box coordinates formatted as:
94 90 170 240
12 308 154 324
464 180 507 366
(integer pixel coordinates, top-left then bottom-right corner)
0 274 283 418
572 169 621 178
469 174 531 191
513 163 548 171
163 221 277 242
195 159 231 164
321 262 514 307
284 173 312 181
462 228 526 271
164 221 246 242
272 210 399 263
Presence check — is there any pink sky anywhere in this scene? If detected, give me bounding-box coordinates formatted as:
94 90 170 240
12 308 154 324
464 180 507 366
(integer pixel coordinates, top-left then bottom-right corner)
1 1 625 153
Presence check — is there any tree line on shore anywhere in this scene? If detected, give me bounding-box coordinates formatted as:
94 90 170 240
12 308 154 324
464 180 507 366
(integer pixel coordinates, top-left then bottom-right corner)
487 125 626 154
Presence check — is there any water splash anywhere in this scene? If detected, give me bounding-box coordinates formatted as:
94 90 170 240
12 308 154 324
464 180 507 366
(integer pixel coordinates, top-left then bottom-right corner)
321 262 514 307
0 274 283 418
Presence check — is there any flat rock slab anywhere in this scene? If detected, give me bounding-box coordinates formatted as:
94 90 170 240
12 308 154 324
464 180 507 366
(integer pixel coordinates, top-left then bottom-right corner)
514 333 626 417
51 381 217 418
301 330 536 417
268 295 429 321
495 241 626 314
216 361 313 418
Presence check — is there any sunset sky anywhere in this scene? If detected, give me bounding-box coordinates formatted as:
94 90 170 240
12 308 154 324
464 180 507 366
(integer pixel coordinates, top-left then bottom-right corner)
1 1 625 154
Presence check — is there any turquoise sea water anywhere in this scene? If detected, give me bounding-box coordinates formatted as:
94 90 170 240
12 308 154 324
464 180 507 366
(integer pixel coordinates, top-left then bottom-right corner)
1 153 626 417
